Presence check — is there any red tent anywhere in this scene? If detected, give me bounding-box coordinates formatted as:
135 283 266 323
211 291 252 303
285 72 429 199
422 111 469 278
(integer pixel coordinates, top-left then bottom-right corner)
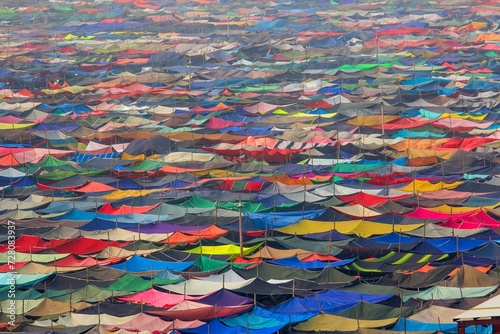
76 182 116 193
0 154 20 167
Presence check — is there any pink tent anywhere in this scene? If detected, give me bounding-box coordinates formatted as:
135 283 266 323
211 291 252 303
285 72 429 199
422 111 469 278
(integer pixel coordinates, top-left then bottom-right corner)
105 312 205 332
118 288 199 308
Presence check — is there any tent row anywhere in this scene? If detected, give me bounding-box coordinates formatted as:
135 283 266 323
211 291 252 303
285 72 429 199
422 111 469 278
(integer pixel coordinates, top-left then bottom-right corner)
1 0 500 332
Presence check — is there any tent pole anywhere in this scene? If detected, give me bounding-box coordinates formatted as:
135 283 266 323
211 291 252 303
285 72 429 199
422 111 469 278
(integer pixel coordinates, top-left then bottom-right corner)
69 284 72 313
238 200 244 258
328 229 333 256
399 290 403 319
414 169 419 208
495 242 499 283
199 225 203 257
302 175 306 219
336 122 340 163
398 232 401 253
355 301 360 330
214 202 218 226
264 221 268 247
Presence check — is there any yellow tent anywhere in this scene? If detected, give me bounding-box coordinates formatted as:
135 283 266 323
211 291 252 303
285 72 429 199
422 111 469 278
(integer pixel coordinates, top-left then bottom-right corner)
277 219 422 237
293 314 399 332
399 180 462 193
185 242 263 257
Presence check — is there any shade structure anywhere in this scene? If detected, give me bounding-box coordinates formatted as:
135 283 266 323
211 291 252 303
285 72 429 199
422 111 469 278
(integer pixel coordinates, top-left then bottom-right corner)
0 0 500 332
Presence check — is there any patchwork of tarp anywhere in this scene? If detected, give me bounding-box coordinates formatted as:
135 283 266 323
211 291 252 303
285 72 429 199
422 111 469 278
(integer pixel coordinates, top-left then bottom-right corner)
1 0 500 333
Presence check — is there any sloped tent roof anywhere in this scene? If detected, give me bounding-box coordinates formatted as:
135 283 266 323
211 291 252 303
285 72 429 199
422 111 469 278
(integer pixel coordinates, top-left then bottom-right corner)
159 278 253 296
409 305 464 324
25 298 92 317
253 290 394 323
234 262 356 283
293 314 399 332
337 302 413 320
146 300 253 321
3 0 500 330
454 293 500 324
118 288 197 308
439 265 499 288
123 135 176 156
104 312 205 332
221 309 287 330
109 256 193 272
